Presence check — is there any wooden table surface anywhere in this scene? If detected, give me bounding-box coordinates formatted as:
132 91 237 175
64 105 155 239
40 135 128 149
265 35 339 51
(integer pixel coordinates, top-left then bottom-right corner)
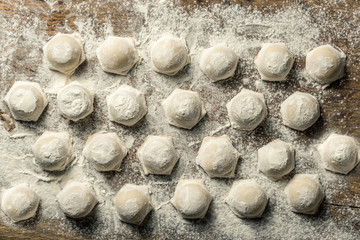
0 0 360 239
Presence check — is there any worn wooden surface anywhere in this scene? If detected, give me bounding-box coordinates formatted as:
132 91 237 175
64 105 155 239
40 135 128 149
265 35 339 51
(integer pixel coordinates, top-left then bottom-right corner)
0 0 360 239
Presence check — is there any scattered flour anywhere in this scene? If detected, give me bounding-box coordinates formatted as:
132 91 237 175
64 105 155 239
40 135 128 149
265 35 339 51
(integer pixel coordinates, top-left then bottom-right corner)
0 0 359 239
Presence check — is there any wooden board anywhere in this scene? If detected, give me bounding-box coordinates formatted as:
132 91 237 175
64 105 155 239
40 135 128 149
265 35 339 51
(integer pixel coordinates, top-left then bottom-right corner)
0 0 360 239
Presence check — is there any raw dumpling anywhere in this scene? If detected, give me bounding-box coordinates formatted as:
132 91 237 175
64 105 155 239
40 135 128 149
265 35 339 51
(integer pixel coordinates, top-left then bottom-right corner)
258 139 295 181
196 135 240 178
106 84 147 126
114 184 153 225
225 180 268 218
43 33 85 75
137 135 179 175
4 81 48 121
150 34 190 75
83 131 127 171
171 179 212 219
96 36 140 75
317 133 359 174
32 131 75 171
280 91 320 131
162 89 206 129
254 43 294 81
200 44 238 82
57 181 98 218
306 45 346 87
1 184 40 222
57 81 94 122
226 89 267 130
284 174 324 215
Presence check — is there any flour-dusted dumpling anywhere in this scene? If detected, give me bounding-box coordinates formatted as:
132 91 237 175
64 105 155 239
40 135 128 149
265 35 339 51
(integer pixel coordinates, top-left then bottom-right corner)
32 131 75 171
225 180 268 219
284 174 324 214
57 181 97 218
254 43 294 81
162 89 206 130
258 139 295 181
107 84 147 126
96 36 140 75
306 45 346 87
83 131 127 172
114 184 153 225
280 92 320 131
196 135 240 178
137 135 179 175
4 81 48 121
317 133 359 174
200 43 239 82
43 33 85 75
171 179 212 219
1 184 40 222
57 81 94 121
226 89 267 130
150 34 190 75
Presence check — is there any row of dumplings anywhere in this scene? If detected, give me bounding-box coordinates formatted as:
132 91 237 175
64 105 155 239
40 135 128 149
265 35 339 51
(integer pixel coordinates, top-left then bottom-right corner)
1 176 324 225
43 33 346 87
3 129 357 223
4 81 321 131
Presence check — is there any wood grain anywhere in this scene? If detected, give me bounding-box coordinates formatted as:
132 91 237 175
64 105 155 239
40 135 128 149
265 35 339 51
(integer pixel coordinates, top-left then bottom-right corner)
0 0 359 239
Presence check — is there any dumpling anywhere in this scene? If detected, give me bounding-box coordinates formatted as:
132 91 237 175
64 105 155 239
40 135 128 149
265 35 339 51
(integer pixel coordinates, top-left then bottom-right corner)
83 131 127 171
162 89 206 129
200 44 238 82
57 181 98 218
114 184 153 225
137 135 179 175
226 89 267 130
254 43 294 81
150 34 190 75
1 184 40 222
106 84 147 126
171 179 212 219
4 81 48 121
284 174 324 215
57 81 94 121
96 36 140 75
306 45 346 87
258 139 295 181
32 131 75 171
196 135 240 178
225 180 268 218
280 91 320 131
318 133 359 174
43 33 85 76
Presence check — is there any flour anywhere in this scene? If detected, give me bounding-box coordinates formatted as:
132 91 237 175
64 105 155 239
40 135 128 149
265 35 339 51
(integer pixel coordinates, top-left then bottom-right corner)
0 0 359 239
